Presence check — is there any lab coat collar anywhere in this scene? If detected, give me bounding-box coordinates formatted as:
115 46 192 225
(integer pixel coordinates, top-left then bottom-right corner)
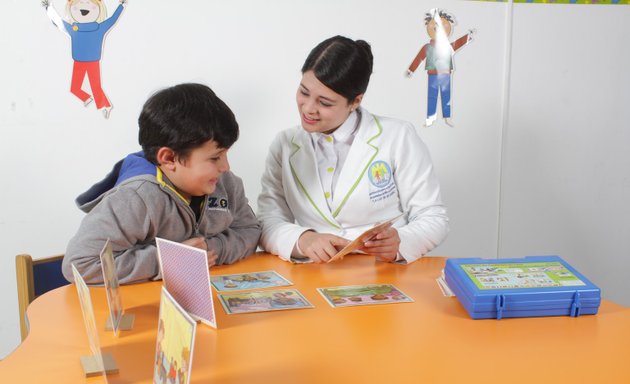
289 129 340 229
309 110 359 146
331 109 382 217
289 108 383 223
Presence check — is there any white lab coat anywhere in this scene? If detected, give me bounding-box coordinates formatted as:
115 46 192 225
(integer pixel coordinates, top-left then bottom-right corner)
257 107 449 263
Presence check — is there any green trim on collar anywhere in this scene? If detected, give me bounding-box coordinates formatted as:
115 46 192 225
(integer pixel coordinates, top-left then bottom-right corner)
332 115 383 218
290 138 341 230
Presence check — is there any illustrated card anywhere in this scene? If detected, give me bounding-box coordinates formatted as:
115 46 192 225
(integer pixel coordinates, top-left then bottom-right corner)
328 214 404 263
72 264 104 363
218 289 314 314
317 284 414 308
73 264 119 377
154 286 196 384
156 238 217 328
99 239 123 335
210 270 293 292
460 261 588 290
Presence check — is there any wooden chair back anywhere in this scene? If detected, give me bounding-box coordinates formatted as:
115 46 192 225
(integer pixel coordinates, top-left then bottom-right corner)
15 254 68 341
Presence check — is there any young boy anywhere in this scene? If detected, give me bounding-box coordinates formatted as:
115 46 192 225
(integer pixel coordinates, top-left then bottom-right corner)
63 83 261 284
406 8 473 127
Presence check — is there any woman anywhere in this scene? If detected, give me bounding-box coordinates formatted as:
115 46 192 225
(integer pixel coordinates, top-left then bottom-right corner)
258 35 449 264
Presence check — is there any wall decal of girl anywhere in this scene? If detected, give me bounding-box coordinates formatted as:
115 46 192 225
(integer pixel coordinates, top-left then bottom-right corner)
42 0 127 119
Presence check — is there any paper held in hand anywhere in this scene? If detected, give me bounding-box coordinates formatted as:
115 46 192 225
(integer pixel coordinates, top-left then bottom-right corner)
327 214 404 263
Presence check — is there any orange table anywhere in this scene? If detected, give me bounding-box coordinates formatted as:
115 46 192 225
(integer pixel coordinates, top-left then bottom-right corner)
3 253 630 383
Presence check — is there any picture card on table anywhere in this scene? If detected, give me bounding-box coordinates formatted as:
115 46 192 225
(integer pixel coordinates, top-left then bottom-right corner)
99 239 134 334
210 270 293 292
156 238 217 328
154 286 196 384
71 264 119 377
317 284 414 308
218 289 314 314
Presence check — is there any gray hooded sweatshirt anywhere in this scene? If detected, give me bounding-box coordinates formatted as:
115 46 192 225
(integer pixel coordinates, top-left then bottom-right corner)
63 152 261 284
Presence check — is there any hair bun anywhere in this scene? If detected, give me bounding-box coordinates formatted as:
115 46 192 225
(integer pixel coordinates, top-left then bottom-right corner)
301 35 374 101
355 40 373 69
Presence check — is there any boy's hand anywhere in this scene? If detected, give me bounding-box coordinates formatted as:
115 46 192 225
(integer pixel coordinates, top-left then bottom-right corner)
467 29 476 42
182 237 208 250
182 237 217 267
298 231 350 263
206 250 218 267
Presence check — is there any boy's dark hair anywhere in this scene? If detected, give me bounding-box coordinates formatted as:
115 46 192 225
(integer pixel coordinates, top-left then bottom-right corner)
301 35 373 103
139 83 239 164
425 9 454 25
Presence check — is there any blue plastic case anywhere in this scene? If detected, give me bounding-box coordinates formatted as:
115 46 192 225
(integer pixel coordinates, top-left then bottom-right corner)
444 256 600 320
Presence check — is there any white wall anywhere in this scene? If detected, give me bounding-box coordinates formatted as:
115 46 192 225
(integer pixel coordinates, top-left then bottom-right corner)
1 0 627 359
499 4 630 307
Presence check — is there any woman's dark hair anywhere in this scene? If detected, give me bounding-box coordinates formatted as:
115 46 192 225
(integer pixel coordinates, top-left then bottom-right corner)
301 35 373 103
138 83 239 164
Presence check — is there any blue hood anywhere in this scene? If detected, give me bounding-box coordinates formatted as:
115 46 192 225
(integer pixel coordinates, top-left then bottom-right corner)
76 152 157 206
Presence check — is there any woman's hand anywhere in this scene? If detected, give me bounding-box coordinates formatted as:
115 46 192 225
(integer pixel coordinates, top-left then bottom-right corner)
361 227 401 262
298 231 350 263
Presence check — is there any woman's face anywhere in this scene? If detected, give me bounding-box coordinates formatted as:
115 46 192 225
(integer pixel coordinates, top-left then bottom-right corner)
296 70 362 134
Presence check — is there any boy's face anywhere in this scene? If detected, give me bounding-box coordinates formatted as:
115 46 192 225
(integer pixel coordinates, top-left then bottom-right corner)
167 140 230 200
426 17 452 39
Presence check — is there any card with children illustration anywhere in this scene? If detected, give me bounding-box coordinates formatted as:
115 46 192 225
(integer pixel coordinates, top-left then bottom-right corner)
317 284 414 308
210 270 293 292
218 289 314 314
154 286 196 384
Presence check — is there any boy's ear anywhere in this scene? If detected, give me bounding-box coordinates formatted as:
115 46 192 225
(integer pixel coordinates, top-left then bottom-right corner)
155 147 177 169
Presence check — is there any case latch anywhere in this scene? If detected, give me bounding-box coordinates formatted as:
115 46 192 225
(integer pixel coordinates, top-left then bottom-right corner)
496 294 506 319
570 291 581 317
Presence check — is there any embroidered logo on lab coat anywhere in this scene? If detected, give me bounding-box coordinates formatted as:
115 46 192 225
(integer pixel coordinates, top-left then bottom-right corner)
368 161 392 188
368 160 397 202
